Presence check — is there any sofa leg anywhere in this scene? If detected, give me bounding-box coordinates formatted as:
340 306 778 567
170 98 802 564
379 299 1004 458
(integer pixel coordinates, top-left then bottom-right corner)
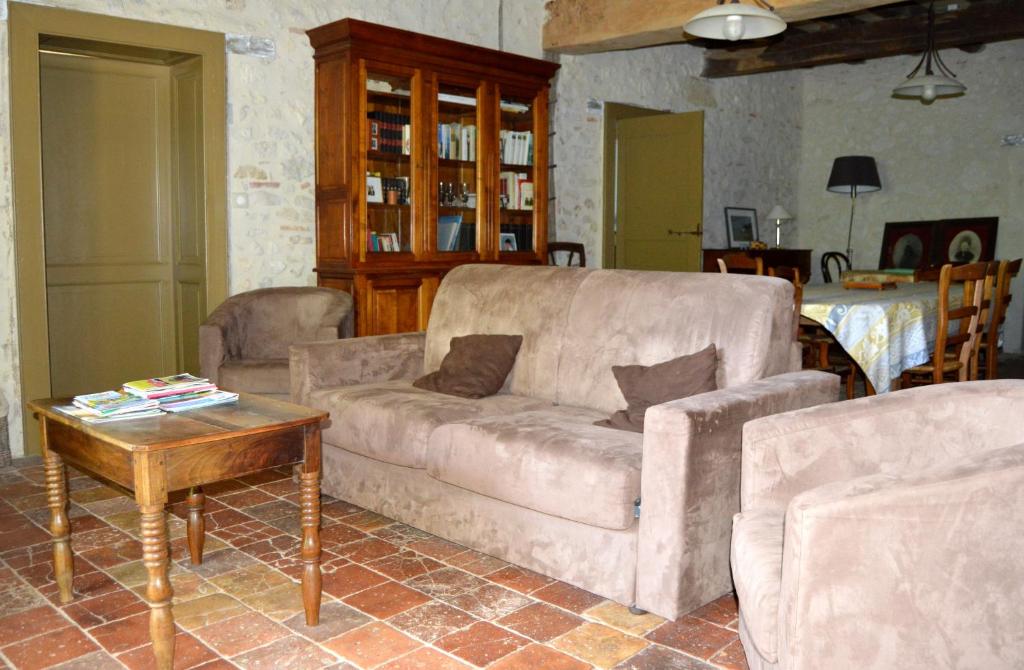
628 605 648 616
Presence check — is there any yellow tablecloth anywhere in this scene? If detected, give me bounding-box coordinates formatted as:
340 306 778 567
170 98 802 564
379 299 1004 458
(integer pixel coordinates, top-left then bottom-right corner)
801 283 947 393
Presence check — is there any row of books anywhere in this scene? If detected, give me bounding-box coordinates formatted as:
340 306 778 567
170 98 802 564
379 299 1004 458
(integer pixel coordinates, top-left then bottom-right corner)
369 231 403 252
438 123 477 162
499 130 533 166
59 373 238 423
368 111 411 155
499 171 534 211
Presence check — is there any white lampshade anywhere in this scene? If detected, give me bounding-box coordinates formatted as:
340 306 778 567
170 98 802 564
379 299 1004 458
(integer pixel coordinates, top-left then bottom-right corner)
684 3 787 41
892 73 966 102
767 205 792 222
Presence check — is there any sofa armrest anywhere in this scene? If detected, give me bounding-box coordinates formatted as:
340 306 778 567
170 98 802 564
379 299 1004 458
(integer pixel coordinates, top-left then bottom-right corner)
741 379 1024 512
634 370 838 619
777 444 1024 670
289 332 426 404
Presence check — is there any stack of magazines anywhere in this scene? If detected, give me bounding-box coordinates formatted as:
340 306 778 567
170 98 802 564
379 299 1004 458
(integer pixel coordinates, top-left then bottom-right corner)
58 373 239 423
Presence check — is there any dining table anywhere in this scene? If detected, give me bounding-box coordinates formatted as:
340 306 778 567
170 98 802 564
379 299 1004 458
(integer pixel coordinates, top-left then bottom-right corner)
800 282 950 393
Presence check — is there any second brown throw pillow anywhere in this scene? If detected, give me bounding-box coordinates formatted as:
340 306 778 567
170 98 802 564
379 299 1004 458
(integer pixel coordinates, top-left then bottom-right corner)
596 344 718 433
413 334 523 399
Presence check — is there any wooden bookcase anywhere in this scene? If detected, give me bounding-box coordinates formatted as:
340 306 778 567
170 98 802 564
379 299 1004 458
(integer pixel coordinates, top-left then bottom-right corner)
306 19 559 336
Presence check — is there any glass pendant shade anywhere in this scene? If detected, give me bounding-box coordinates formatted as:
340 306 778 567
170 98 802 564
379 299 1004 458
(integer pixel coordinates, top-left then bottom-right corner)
893 73 965 102
684 2 787 41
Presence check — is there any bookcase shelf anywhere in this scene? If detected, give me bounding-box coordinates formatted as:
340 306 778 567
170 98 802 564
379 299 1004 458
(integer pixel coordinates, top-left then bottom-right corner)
308 18 558 337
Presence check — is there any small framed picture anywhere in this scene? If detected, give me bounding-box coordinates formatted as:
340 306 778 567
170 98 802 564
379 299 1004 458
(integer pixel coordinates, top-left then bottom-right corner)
366 176 383 203
725 207 759 248
499 232 517 252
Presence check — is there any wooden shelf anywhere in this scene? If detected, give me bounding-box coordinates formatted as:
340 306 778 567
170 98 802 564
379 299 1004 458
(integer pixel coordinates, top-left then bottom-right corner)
367 202 410 211
500 163 533 171
438 158 476 168
367 150 411 163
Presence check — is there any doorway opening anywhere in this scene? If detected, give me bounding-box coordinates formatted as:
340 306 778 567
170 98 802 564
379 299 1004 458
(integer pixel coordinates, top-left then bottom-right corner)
10 3 228 455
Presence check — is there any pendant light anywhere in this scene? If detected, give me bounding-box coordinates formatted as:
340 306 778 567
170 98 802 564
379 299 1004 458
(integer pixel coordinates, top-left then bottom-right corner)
684 0 786 42
893 2 965 102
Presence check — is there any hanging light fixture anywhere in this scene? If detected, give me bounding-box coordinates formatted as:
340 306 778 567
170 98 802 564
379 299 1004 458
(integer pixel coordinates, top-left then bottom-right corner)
893 2 965 102
684 0 787 42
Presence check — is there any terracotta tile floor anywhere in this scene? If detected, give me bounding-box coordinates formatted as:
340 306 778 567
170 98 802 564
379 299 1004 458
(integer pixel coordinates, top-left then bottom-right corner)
0 458 747 669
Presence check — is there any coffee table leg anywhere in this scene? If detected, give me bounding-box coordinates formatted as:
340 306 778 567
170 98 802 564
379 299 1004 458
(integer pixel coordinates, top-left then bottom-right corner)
300 425 322 626
186 486 205 565
140 504 175 670
41 419 73 604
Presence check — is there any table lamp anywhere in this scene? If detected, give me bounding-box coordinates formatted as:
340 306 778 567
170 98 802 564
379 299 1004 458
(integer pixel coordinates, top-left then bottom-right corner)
766 205 792 248
827 156 881 268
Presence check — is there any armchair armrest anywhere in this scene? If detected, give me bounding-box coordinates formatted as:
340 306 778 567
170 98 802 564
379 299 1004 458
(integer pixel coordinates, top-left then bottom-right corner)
777 444 1024 670
199 302 241 386
741 379 1024 512
290 332 426 404
634 370 838 620
314 292 355 341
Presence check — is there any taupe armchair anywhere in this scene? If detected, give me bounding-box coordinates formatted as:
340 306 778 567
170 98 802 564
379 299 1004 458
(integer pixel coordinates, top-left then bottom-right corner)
732 380 1024 670
200 287 353 400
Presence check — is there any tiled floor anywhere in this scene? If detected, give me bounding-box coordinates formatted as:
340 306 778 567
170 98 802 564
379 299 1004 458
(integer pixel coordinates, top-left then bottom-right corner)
0 458 746 670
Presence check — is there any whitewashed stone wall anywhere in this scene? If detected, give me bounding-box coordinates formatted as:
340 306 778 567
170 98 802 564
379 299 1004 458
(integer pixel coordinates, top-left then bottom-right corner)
552 45 803 262
795 39 1024 352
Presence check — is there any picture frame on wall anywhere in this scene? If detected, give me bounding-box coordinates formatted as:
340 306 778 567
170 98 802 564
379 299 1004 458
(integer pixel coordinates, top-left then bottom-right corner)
725 207 759 248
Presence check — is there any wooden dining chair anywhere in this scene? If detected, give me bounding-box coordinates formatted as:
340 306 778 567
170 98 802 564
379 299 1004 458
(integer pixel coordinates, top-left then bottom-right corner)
717 253 764 275
820 251 850 283
900 261 996 387
981 258 1022 379
767 265 802 340
548 242 586 267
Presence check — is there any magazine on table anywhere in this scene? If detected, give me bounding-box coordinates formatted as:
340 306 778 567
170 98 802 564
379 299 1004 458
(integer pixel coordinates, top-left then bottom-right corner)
123 373 215 399
57 404 165 423
72 391 160 417
159 389 239 413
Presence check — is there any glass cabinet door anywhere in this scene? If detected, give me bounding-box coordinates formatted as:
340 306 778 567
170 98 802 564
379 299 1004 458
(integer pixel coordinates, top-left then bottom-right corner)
497 93 536 254
435 81 481 254
365 70 413 254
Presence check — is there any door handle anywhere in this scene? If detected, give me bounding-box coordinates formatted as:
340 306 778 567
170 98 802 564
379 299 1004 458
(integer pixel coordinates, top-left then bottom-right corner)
667 228 703 236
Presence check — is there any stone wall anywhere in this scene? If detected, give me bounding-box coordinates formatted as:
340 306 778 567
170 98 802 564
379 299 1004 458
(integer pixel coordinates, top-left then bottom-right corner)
795 39 1024 353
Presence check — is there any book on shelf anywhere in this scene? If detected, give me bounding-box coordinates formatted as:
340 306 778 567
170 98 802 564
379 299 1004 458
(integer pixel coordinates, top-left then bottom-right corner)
519 179 534 211
368 231 402 252
123 373 214 399
437 214 463 252
499 130 533 166
367 111 411 155
438 123 476 161
499 171 531 210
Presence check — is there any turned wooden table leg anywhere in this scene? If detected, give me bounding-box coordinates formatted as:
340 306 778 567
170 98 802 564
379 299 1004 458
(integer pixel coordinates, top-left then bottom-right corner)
139 504 175 670
186 486 205 565
41 418 74 604
300 425 322 626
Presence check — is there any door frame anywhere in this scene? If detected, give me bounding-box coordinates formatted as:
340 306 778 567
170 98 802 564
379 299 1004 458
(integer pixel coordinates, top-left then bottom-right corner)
601 102 666 268
9 2 228 454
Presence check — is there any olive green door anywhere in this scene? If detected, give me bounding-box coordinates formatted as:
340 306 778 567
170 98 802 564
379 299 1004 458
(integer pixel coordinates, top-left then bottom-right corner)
614 112 703 271
40 51 204 397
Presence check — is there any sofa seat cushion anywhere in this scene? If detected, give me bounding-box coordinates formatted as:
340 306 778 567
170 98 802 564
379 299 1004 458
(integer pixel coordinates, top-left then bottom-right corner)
427 406 643 530
309 381 552 469
731 507 784 663
219 359 290 395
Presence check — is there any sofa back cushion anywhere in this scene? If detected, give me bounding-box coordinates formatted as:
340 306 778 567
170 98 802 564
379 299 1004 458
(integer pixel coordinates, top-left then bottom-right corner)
424 265 591 402
555 270 796 413
238 287 352 360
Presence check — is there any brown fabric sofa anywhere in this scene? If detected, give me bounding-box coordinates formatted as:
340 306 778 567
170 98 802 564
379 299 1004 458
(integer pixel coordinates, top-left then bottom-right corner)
200 287 353 400
733 380 1024 670
291 265 838 619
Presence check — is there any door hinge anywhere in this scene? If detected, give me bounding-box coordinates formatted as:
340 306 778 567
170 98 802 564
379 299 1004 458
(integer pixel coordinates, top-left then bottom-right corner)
634 497 642 519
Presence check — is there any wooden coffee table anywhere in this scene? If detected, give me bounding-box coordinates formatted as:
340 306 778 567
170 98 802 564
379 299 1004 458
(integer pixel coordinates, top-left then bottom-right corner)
28 393 328 670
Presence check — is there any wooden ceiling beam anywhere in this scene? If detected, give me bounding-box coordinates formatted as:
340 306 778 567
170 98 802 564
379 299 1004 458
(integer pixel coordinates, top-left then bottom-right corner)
542 0 906 54
701 0 1024 77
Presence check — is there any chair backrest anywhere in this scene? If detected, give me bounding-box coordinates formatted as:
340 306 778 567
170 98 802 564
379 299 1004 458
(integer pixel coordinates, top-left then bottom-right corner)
985 258 1022 380
548 242 586 267
717 252 764 275
931 261 995 383
820 251 850 283
767 265 802 340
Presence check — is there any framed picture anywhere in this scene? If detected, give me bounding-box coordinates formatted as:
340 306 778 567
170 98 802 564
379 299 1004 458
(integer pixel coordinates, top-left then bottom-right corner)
499 232 517 252
366 176 383 203
938 217 998 264
879 221 936 270
725 207 759 248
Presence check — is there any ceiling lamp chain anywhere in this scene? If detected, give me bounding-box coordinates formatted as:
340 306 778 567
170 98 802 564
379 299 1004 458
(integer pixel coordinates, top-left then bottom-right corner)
893 2 966 102
684 0 787 42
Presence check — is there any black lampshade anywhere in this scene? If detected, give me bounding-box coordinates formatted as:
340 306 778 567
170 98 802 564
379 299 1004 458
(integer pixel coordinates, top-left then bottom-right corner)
827 156 881 195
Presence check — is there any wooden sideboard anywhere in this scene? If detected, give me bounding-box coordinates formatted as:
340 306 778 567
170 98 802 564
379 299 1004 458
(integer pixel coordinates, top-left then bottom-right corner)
702 248 812 280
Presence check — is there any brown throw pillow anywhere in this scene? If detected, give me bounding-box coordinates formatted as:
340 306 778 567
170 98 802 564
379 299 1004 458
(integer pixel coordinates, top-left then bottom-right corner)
413 334 523 399
595 344 718 433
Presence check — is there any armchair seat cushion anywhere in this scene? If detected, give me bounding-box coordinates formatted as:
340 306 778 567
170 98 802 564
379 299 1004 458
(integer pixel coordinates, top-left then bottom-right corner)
427 407 643 530
310 381 551 469
219 359 290 395
731 508 784 663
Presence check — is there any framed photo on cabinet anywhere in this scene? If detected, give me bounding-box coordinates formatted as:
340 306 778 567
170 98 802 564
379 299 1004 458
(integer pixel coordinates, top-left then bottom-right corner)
725 207 759 248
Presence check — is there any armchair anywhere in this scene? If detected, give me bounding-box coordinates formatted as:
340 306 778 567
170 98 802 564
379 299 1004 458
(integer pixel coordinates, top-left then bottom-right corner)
200 287 353 400
732 380 1024 670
